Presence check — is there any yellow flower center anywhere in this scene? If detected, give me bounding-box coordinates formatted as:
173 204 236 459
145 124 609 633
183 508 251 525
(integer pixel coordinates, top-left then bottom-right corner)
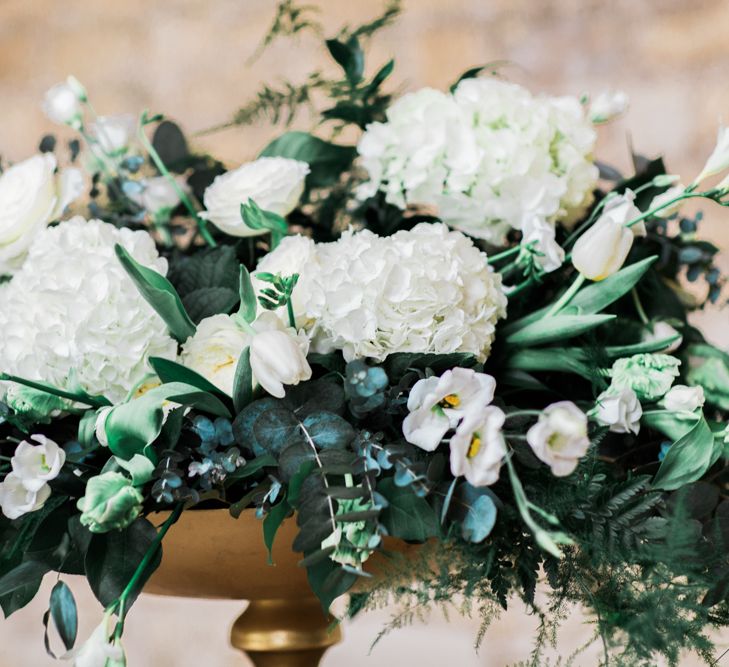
439 393 461 409
213 356 236 373
467 433 482 459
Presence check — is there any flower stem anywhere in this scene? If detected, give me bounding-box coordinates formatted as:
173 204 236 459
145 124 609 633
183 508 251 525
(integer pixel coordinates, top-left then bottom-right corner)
488 245 521 264
137 122 217 248
544 274 586 317
286 299 296 329
631 288 650 325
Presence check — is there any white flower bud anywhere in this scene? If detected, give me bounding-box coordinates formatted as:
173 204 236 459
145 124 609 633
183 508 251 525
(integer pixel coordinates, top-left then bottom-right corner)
663 384 705 414
201 157 309 237
572 191 642 281
43 78 84 127
695 125 729 185
648 185 685 219
89 114 136 155
64 611 125 667
527 401 590 477
589 90 629 124
642 321 683 353
594 387 642 435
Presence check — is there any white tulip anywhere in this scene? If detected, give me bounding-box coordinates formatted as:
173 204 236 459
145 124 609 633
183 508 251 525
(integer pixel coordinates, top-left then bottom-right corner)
42 77 84 127
63 612 125 667
695 125 729 185
249 313 312 399
648 185 685 219
0 154 83 275
594 387 642 435
642 321 683 353
663 384 705 414
571 190 642 281
0 473 51 520
402 368 497 452
10 434 66 492
201 157 309 237
449 406 507 487
89 114 136 155
527 401 590 477
589 90 629 124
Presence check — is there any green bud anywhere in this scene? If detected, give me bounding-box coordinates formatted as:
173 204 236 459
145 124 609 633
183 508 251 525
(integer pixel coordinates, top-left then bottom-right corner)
609 353 681 401
4 384 67 423
77 472 143 533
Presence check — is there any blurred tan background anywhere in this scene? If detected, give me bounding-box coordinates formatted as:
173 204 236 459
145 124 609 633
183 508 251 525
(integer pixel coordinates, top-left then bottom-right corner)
0 0 728 665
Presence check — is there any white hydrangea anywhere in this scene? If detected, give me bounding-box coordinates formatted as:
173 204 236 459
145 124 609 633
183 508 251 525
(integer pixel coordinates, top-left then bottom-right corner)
254 223 507 362
0 217 177 403
357 79 598 245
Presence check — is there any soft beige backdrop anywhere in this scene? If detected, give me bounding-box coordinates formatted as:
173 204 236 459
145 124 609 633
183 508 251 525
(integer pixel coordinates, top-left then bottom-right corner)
1 1 728 665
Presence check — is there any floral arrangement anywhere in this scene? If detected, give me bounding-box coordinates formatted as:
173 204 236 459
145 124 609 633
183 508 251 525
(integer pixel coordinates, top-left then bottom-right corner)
1 3 729 665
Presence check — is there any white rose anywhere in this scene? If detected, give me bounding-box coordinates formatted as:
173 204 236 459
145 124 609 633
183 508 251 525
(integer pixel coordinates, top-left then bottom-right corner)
571 190 642 281
179 311 311 398
594 387 642 435
0 473 51 520
10 434 66 492
527 401 590 477
402 367 497 452
249 312 312 399
89 114 136 155
0 154 83 275
642 321 683 353
589 90 629 123
42 77 84 127
64 612 125 667
449 405 507 487
663 384 705 414
128 176 185 215
179 314 250 395
201 157 310 237
695 125 729 185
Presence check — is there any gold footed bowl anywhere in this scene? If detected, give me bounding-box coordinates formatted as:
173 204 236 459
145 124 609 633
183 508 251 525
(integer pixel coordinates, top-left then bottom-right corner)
144 509 343 667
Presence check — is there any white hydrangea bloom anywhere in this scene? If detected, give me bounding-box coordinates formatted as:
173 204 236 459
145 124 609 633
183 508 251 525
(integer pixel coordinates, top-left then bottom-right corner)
254 223 507 362
357 79 598 245
0 217 177 403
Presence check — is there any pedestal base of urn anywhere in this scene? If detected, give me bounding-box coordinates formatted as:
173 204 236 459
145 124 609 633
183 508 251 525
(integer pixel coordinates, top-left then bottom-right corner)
230 598 342 667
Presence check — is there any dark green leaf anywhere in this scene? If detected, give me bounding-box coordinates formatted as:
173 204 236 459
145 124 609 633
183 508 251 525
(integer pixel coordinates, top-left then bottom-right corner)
182 287 238 323
238 265 257 323
263 497 292 563
253 408 303 455
232 347 253 413
506 314 616 347
378 478 438 542
151 121 189 172
49 581 77 651
148 357 226 398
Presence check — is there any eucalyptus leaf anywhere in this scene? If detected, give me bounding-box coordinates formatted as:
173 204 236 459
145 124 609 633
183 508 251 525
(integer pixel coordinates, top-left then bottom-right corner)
378 478 438 542
263 497 292 563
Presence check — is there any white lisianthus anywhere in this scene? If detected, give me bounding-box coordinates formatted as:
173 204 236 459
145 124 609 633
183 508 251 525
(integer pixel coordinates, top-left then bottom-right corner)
42 77 85 127
258 223 507 362
527 401 590 477
572 190 642 281
0 153 83 275
249 313 312 398
0 218 177 403
179 311 311 398
594 387 642 435
589 90 629 124
642 321 683 353
663 384 705 414
10 435 66 492
449 405 507 487
0 473 51 520
201 157 310 237
648 185 686 219
520 218 565 273
695 125 729 185
89 114 137 156
357 79 598 244
128 176 185 216
64 612 125 667
402 368 497 451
